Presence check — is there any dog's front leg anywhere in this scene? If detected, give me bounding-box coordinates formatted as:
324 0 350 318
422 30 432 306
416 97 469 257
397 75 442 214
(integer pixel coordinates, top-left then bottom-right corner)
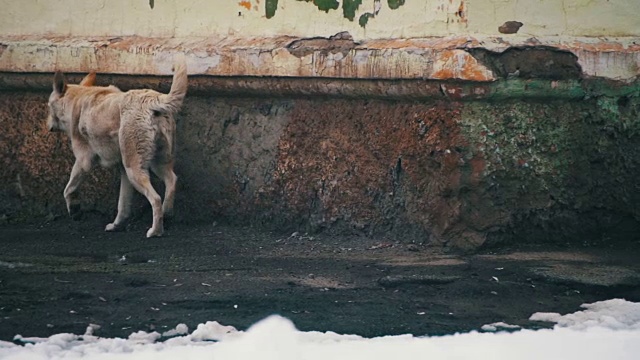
106 168 134 232
64 158 91 219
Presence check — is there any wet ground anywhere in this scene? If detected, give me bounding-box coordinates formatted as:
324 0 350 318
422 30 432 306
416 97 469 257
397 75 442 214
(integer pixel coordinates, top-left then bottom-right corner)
1 216 640 341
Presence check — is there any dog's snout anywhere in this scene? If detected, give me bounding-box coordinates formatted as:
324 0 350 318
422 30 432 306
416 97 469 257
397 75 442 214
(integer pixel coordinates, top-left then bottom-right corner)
47 114 60 132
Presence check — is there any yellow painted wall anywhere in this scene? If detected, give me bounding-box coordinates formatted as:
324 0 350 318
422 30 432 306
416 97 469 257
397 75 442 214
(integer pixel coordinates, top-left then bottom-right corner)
2 0 639 40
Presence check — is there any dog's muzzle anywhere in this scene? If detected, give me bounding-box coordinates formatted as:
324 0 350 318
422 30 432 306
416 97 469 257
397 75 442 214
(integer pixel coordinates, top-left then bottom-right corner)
47 116 59 132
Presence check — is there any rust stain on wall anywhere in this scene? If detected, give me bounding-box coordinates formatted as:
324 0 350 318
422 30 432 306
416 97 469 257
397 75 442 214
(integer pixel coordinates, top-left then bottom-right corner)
432 50 494 81
239 1 252 11
267 99 492 248
456 1 467 23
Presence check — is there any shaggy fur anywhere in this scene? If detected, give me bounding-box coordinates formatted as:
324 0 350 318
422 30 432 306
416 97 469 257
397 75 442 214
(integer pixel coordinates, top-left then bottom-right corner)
47 56 188 237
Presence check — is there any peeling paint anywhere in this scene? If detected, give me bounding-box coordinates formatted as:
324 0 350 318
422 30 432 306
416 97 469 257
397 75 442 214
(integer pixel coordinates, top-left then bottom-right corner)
2 0 640 40
468 46 582 80
498 21 523 34
387 0 405 10
267 0 405 28
298 0 339 12
265 0 278 18
359 12 375 28
456 1 466 22
287 32 357 58
342 0 362 21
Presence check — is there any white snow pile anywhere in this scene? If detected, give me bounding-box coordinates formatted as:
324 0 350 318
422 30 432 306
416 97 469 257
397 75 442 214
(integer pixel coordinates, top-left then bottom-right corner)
1 299 639 360
529 298 640 330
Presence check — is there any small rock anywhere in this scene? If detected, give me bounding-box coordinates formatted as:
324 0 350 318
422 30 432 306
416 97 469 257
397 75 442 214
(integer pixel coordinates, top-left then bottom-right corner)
406 244 420 252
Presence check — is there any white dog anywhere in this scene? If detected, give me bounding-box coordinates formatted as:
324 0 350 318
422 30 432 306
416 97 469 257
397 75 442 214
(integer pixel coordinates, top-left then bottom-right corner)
46 56 188 237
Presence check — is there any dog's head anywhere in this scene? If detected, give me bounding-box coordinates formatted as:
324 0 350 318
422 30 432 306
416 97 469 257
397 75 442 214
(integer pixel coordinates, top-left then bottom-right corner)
47 71 96 132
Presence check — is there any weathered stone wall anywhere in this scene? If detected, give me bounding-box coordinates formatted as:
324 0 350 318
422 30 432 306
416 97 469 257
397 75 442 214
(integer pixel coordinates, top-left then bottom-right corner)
1 0 639 249
2 84 639 249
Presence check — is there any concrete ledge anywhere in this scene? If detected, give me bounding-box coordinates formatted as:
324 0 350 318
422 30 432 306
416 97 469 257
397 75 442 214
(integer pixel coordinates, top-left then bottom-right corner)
1 73 637 101
1 35 639 82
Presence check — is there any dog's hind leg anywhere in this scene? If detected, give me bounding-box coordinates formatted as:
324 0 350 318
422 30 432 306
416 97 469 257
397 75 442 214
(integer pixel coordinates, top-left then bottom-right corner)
120 111 165 237
64 155 92 219
151 161 177 218
106 167 134 232
124 166 163 238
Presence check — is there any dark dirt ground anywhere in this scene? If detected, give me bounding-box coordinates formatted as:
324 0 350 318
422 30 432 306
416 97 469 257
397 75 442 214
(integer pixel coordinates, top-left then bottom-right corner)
1 216 640 342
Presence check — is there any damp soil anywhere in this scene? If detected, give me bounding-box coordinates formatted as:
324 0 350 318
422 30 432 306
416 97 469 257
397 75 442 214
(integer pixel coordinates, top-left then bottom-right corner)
1 216 640 341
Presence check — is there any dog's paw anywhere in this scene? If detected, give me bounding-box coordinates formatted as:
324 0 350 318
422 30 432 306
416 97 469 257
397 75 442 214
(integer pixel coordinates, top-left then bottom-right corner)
69 204 83 220
146 227 163 238
105 223 123 232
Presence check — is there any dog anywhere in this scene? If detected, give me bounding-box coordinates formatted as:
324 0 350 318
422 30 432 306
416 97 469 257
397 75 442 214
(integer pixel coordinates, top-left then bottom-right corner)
46 55 188 237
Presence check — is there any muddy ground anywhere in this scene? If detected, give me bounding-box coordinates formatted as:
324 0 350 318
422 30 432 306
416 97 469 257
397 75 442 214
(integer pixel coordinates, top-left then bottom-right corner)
1 215 640 341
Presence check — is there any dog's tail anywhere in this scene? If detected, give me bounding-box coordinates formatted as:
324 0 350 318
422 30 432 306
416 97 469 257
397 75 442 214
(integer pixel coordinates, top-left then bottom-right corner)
153 54 188 114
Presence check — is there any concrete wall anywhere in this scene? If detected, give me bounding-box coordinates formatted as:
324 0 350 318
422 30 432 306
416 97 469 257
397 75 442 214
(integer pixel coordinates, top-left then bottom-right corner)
2 0 639 39
1 1 640 250
1 1 639 82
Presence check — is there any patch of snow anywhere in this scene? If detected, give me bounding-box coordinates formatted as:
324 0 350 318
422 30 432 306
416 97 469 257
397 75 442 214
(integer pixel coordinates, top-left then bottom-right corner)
189 321 240 342
161 324 189 338
85 324 101 336
0 299 639 359
530 298 640 330
127 331 161 344
480 322 521 332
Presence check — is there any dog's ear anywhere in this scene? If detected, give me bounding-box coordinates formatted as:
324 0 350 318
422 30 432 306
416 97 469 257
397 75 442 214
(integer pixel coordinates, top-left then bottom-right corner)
79 72 96 86
53 71 67 95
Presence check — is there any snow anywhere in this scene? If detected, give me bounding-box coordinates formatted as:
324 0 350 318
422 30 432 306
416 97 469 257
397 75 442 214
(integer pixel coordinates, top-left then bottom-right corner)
160 324 189 338
1 299 639 360
480 322 521 332
529 298 640 330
